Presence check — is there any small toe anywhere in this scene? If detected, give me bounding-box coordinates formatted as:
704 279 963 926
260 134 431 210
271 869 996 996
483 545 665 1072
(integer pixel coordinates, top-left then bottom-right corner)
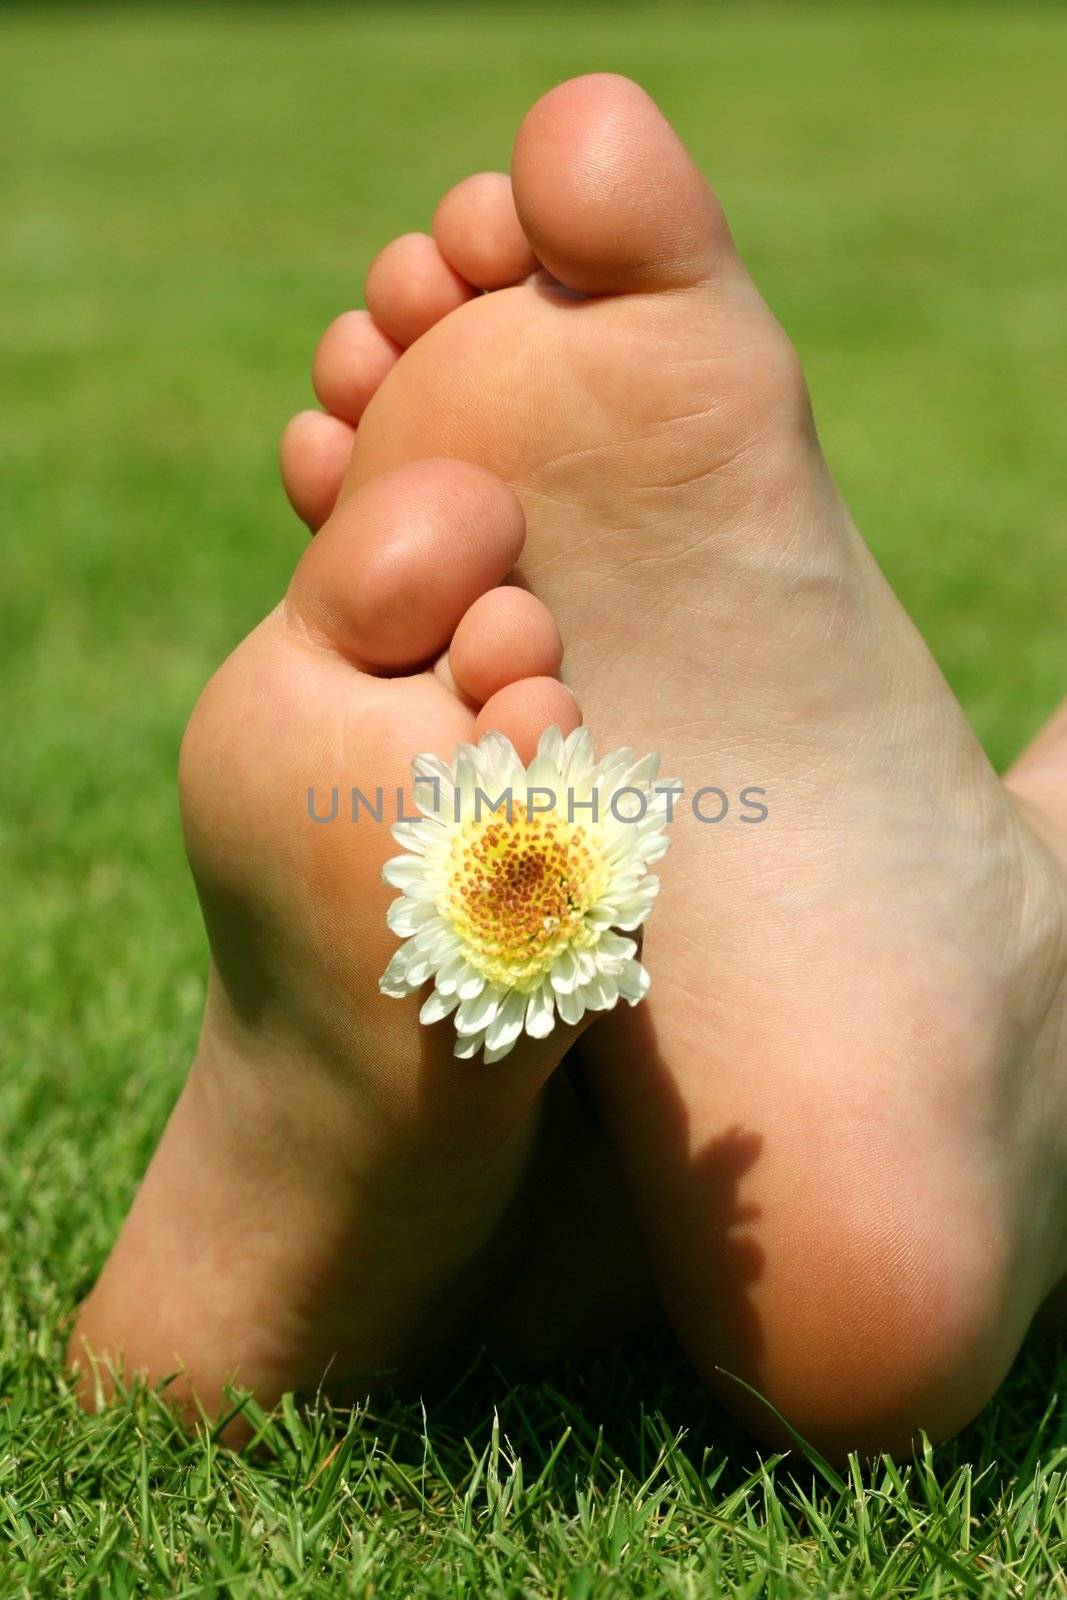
312 310 401 426
511 73 731 295
364 233 477 348
475 677 582 765
286 459 526 673
433 172 539 290
449 586 563 705
279 410 356 532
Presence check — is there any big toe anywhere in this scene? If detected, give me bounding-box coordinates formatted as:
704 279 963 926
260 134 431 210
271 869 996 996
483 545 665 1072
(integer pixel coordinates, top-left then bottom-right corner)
511 73 732 295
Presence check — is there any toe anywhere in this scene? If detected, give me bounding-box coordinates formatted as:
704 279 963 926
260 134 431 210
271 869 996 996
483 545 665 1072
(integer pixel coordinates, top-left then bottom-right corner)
511 72 731 295
364 233 477 348
449 586 563 706
279 409 355 531
286 458 526 673
1006 694 1067 870
433 172 539 290
312 309 401 426
475 677 582 765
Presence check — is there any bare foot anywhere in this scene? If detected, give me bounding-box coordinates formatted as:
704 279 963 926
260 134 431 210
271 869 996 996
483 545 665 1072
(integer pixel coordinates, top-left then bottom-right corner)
283 74 1067 1456
69 457 593 1433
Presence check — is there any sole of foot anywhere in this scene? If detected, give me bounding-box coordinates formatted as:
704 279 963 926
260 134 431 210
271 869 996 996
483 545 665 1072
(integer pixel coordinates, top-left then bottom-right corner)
69 457 592 1438
281 73 1067 1458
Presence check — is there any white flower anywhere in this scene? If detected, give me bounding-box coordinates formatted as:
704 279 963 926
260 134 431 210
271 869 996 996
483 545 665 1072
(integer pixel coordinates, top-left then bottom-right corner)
379 725 674 1063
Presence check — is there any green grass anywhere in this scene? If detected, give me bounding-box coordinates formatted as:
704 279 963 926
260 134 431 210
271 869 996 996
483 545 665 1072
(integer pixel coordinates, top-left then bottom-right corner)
2 2 1066 1593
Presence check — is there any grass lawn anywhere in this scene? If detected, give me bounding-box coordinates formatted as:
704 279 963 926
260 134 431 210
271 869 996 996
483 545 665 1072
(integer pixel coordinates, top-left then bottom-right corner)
3 2 1067 1593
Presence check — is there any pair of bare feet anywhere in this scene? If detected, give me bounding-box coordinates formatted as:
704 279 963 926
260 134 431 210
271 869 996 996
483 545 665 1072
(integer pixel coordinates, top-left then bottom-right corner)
71 75 1067 1460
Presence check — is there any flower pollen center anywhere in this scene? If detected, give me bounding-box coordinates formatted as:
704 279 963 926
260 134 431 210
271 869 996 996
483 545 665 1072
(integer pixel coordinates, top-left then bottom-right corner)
444 803 603 989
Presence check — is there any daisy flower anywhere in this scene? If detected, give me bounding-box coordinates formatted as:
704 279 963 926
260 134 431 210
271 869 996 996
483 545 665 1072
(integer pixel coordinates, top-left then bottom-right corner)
379 725 674 1063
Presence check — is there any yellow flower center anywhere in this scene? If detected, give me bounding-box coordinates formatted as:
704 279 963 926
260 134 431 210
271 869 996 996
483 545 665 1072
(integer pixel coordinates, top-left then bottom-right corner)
442 804 605 990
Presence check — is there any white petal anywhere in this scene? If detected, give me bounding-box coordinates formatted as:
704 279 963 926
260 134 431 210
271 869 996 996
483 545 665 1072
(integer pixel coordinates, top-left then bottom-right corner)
434 953 472 995
593 757 634 804
386 897 437 938
574 950 598 985
561 726 596 786
536 725 565 770
596 973 623 1011
556 985 586 1027
476 730 524 792
379 939 420 995
380 975 413 1000
477 730 519 769
411 756 455 820
456 970 486 1002
401 879 439 903
413 753 456 786
594 932 637 967
562 725 592 761
382 855 431 890
524 985 556 1040
607 791 647 825
618 752 659 792
420 989 460 1025
380 973 414 1000
453 749 483 815
455 986 504 1037
386 934 419 968
523 753 564 811
548 946 580 994
484 1037 520 1064
577 974 612 1012
401 954 432 987
410 788 448 822
414 921 456 957
639 832 671 864
453 1030 486 1060
610 878 660 931
602 865 644 894
389 821 433 854
484 988 526 1053
617 960 651 1005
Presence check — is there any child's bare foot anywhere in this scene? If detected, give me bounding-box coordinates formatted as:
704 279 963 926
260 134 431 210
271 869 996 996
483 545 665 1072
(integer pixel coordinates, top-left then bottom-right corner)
283 74 1067 1456
69 458 586 1433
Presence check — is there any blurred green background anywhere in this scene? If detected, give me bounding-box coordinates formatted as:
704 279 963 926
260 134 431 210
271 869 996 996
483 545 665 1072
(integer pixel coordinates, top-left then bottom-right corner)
2 4 1066 1592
